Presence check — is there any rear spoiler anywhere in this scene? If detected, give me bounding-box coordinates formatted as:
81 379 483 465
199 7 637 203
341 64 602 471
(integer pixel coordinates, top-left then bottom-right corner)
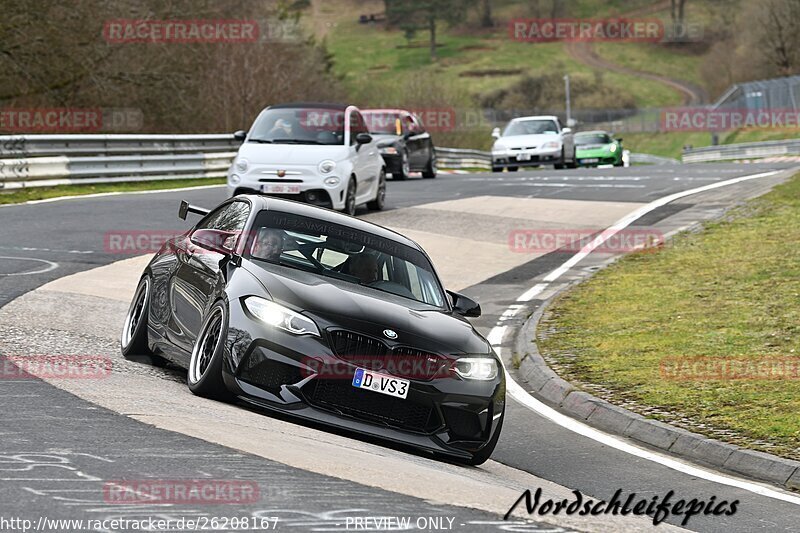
178 200 210 220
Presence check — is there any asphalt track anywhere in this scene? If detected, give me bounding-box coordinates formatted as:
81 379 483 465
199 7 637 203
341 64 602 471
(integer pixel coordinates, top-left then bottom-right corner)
1 163 798 532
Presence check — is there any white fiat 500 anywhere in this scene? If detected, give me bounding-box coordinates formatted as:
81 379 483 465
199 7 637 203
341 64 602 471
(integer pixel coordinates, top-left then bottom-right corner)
227 103 386 215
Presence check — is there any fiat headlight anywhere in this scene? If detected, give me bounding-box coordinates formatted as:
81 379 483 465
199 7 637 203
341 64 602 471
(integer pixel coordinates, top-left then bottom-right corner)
244 297 320 337
235 158 248 173
318 160 337 174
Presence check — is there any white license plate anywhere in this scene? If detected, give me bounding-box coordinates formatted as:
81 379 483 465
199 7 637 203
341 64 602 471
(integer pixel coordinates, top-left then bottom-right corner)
352 367 409 399
516 152 531 161
261 184 301 194
581 158 599 163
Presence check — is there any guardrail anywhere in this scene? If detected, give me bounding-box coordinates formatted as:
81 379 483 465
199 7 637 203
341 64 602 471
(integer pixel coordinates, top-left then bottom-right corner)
1 134 682 189
434 147 492 170
682 138 800 163
0 134 239 189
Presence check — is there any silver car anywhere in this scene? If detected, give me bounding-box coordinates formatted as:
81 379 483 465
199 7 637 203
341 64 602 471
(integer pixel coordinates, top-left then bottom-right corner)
491 115 576 171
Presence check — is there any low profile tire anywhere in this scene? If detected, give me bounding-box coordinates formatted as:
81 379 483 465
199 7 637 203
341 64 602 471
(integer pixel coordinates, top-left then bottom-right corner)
507 166 519 172
367 169 387 211
393 151 410 180
187 301 233 401
344 178 357 216
422 153 437 179
120 276 166 367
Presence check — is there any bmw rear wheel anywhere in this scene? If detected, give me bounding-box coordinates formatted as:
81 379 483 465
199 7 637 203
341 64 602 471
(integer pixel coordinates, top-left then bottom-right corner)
121 276 165 366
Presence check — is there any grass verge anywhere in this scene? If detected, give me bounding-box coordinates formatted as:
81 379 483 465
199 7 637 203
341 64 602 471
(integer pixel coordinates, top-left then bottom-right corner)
538 172 800 459
0 178 226 205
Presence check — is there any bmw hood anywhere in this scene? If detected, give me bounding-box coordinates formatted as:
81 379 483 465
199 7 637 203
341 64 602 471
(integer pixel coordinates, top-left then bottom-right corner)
243 262 491 355
236 142 349 165
494 134 560 150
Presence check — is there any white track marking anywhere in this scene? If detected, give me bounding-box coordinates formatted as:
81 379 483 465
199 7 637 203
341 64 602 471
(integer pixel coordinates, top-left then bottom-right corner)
0 256 58 276
506 375 800 506
492 169 800 505
0 184 225 208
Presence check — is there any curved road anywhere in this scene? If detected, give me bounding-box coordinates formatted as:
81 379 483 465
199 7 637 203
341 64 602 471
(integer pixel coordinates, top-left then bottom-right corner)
1 163 798 532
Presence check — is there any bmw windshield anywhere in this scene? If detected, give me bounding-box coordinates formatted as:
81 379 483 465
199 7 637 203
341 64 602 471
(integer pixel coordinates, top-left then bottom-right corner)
248 107 346 145
245 211 447 309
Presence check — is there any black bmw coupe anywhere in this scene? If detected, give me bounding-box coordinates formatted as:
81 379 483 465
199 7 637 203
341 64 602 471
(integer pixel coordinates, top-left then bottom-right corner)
121 195 505 464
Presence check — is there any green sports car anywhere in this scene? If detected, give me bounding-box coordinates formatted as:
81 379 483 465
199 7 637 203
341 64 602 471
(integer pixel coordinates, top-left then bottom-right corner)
574 131 624 167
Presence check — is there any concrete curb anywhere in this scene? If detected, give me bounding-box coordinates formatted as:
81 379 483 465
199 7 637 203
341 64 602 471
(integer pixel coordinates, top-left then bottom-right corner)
515 284 800 493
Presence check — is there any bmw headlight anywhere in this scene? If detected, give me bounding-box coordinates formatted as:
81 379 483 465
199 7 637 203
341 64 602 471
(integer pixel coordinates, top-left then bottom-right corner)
453 357 498 380
318 160 337 174
609 144 618 153
235 158 248 173
244 297 320 337
542 141 561 150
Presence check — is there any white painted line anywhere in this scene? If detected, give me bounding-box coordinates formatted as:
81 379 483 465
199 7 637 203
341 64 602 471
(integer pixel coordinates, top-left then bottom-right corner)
542 170 780 283
506 374 800 506
517 283 549 302
0 257 59 276
0 183 225 208
493 169 800 504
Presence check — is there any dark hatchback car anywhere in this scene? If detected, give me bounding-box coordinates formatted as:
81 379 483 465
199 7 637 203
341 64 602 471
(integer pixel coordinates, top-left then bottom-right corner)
121 195 505 465
362 109 437 180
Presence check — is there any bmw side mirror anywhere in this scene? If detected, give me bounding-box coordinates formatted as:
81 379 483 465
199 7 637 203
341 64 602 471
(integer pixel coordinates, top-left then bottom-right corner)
491 127 501 139
233 130 247 142
355 133 373 144
447 290 481 318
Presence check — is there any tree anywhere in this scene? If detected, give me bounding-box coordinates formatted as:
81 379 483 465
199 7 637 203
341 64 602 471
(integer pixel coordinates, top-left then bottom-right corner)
384 0 475 61
480 0 493 28
756 0 800 76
